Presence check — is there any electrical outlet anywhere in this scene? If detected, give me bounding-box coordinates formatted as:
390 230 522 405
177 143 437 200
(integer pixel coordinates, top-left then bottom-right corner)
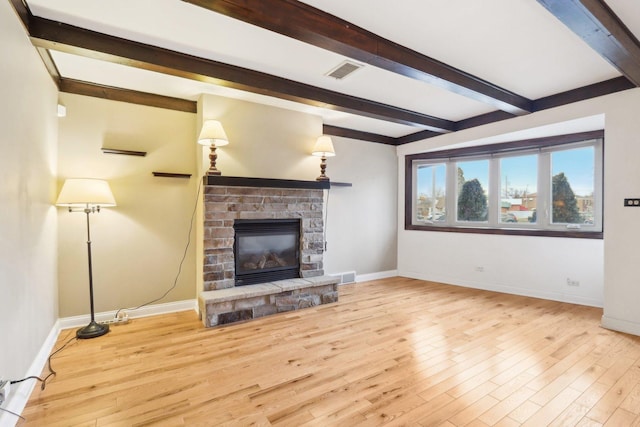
0 379 10 406
99 312 129 325
566 278 580 287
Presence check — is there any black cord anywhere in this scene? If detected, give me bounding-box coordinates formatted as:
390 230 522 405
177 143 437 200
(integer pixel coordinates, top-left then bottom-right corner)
115 176 203 318
2 333 77 423
10 376 43 385
39 334 77 390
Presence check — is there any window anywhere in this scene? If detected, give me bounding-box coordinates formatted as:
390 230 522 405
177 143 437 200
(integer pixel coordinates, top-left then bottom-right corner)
406 131 603 238
415 163 446 223
457 159 489 222
550 146 595 226
499 153 537 225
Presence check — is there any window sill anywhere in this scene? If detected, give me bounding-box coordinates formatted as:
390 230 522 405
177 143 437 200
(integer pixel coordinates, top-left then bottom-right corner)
405 224 603 239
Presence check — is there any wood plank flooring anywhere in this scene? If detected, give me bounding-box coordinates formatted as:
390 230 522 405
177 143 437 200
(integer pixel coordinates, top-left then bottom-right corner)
19 277 640 426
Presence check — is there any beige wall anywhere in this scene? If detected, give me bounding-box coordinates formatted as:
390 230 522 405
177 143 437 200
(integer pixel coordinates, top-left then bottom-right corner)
57 93 398 318
198 94 322 180
0 0 59 381
57 94 197 317
325 136 398 275
198 94 398 279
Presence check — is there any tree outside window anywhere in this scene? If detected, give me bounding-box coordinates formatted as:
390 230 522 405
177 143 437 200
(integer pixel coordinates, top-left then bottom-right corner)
458 179 488 221
552 172 580 223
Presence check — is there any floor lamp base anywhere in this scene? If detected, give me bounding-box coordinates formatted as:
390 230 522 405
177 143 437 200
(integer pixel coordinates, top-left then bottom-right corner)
76 320 110 339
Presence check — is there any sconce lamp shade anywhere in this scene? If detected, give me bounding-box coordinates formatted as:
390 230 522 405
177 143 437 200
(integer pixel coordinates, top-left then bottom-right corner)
312 136 336 157
56 178 116 208
198 120 229 147
312 136 335 182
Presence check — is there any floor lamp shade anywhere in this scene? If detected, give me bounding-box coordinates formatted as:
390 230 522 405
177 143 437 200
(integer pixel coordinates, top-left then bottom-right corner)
57 178 116 339
56 178 116 208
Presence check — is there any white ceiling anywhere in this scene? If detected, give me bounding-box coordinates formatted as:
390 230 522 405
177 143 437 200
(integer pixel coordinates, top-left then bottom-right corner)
22 0 640 139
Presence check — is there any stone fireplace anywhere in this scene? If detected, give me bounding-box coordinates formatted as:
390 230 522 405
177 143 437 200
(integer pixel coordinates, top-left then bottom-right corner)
198 176 339 327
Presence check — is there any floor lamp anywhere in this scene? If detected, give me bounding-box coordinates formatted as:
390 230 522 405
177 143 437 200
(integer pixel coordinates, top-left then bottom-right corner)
56 178 116 339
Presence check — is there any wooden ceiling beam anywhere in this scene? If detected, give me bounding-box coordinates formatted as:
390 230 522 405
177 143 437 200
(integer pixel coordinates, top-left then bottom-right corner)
36 47 61 84
398 76 633 143
27 15 454 133
532 76 634 111
183 0 533 115
323 125 398 145
8 0 30 30
11 2 635 146
59 78 198 113
537 0 640 86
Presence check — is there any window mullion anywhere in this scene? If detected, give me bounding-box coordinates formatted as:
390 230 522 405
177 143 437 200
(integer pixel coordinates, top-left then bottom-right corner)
446 161 457 224
538 151 551 228
489 157 500 227
412 162 419 224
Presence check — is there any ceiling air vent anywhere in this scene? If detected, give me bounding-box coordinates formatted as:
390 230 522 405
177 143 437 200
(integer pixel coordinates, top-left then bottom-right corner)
325 60 363 80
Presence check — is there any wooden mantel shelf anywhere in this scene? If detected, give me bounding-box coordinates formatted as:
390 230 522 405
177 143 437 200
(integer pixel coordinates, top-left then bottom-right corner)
205 175 331 190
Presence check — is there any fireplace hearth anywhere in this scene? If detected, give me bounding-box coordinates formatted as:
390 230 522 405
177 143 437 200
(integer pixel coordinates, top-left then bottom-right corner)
234 219 300 286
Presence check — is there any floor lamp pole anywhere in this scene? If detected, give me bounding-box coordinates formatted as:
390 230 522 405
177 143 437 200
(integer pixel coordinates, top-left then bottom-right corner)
76 207 110 339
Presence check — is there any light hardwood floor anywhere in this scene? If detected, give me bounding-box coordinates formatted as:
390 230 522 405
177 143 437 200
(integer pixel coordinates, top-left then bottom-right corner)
19 277 640 426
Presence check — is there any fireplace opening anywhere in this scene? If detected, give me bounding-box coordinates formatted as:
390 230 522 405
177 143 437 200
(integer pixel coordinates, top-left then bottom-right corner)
233 219 301 286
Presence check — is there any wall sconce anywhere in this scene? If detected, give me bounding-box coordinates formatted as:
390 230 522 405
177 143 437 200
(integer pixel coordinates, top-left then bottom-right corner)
312 136 336 181
198 120 229 176
56 178 116 339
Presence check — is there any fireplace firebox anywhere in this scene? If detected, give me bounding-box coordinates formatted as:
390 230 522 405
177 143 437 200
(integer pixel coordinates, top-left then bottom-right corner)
233 219 301 286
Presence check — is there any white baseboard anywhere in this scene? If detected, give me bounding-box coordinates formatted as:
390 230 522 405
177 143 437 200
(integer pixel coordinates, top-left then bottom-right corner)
58 299 198 329
0 320 60 427
356 270 398 283
0 299 198 426
400 271 603 308
601 315 640 336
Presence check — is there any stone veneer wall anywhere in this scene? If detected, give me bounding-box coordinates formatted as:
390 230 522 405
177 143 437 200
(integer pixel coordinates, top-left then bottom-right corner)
203 185 325 291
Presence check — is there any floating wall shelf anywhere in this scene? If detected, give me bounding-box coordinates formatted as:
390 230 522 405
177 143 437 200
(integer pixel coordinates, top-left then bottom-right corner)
152 172 192 179
101 148 147 157
330 182 352 187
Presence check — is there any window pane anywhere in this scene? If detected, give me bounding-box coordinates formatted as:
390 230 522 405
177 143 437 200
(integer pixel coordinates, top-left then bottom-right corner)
457 159 489 222
551 147 594 224
416 163 446 222
500 154 538 224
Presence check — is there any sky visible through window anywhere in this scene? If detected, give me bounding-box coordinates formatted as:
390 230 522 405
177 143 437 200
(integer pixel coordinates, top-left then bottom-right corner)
418 148 595 198
551 147 594 196
458 159 489 191
501 155 537 197
417 164 445 197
